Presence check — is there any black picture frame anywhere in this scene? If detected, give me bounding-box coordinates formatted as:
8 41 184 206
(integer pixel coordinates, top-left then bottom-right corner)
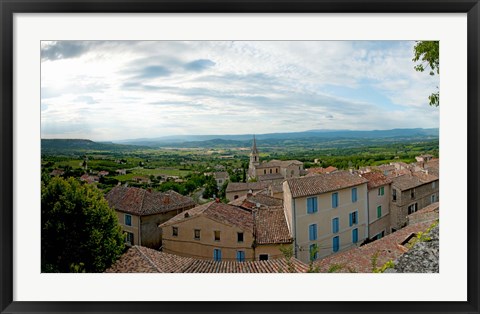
1 1 479 313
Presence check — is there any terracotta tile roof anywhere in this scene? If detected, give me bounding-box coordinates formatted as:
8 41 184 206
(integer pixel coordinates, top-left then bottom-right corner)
106 246 195 273
286 171 368 198
308 166 338 175
391 171 438 191
228 193 283 209
105 186 195 216
160 201 254 233
255 207 292 245
257 173 285 181
49 169 65 176
106 246 308 273
314 221 434 273
360 172 392 190
256 159 303 169
407 202 439 224
226 182 269 193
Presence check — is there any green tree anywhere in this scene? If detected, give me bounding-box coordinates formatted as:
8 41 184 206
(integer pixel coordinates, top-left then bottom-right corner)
413 41 439 107
41 177 125 272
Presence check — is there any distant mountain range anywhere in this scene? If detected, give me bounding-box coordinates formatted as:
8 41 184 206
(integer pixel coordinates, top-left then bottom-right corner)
41 128 439 153
112 128 439 147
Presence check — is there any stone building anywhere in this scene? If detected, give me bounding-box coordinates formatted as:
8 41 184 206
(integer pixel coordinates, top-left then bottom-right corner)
247 136 304 182
105 186 195 249
389 171 439 231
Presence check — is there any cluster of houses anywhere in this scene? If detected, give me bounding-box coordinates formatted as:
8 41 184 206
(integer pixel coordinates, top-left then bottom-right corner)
104 138 439 272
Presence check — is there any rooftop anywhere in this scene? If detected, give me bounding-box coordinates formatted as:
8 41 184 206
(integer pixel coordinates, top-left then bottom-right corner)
256 159 303 169
286 171 368 198
255 207 292 245
105 186 195 216
226 181 269 193
360 171 392 190
391 171 438 191
228 193 283 209
106 246 309 273
159 201 254 233
314 221 434 273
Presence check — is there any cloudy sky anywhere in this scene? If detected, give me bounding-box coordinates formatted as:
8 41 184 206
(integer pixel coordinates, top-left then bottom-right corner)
41 41 439 141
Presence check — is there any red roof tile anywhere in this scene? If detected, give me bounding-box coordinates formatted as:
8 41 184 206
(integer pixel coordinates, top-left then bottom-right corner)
286 171 368 198
105 186 195 216
255 207 292 245
360 172 392 190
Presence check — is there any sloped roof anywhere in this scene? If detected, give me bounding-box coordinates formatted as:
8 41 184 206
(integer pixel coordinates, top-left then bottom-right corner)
106 246 308 273
160 201 254 232
286 171 368 198
391 171 438 191
314 221 434 273
105 186 195 216
255 207 292 245
226 181 268 193
360 172 392 190
228 193 283 209
256 159 303 169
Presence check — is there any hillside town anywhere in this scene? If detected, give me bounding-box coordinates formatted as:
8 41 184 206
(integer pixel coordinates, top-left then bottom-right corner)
89 138 439 273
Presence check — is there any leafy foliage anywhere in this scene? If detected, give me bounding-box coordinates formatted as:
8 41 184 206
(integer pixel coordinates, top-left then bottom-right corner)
41 177 125 272
413 41 439 107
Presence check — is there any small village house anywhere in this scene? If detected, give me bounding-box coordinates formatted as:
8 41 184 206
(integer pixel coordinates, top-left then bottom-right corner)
105 186 195 249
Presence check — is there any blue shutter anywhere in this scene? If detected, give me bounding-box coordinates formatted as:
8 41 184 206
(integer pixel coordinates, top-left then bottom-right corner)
333 236 340 252
309 224 317 241
332 218 339 233
214 249 222 261
313 197 317 213
331 218 335 233
352 188 357 202
352 228 358 243
332 193 338 208
307 198 312 214
237 251 245 262
349 212 353 227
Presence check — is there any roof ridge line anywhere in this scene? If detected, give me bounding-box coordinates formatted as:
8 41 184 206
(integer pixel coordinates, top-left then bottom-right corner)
135 246 163 272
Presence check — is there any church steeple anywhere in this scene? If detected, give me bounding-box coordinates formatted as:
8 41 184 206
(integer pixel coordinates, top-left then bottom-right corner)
248 135 260 179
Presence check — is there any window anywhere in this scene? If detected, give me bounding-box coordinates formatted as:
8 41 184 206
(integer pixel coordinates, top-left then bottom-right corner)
309 224 317 241
352 228 358 243
377 205 382 219
264 169 266 174
214 230 221 241
392 189 397 202
213 249 222 261
234 195 239 200
259 254 269 261
269 169 272 174
408 203 418 215
431 195 436 203
237 232 244 243
125 214 132 226
218 179 222 184
411 189 415 199
378 186 384 196
307 197 318 214
194 229 201 240
332 217 339 234
125 232 134 245
333 236 340 252
309 244 318 261
332 192 339 208
432 181 436 189
172 227 178 237
351 188 357 203
236 250 245 262
349 211 358 226
276 168 278 173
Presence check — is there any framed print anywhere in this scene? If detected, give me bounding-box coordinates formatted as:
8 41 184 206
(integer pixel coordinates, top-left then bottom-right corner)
1 0 479 313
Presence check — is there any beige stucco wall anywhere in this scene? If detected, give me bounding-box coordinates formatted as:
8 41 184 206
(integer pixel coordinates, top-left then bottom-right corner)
116 211 140 246
256 166 280 177
161 215 254 261
281 164 303 179
255 243 288 260
290 183 369 263
367 184 391 238
390 179 439 230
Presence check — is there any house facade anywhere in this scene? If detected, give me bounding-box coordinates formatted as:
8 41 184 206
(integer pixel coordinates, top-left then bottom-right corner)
105 186 195 249
390 171 439 231
360 171 392 240
283 171 369 263
160 201 255 261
